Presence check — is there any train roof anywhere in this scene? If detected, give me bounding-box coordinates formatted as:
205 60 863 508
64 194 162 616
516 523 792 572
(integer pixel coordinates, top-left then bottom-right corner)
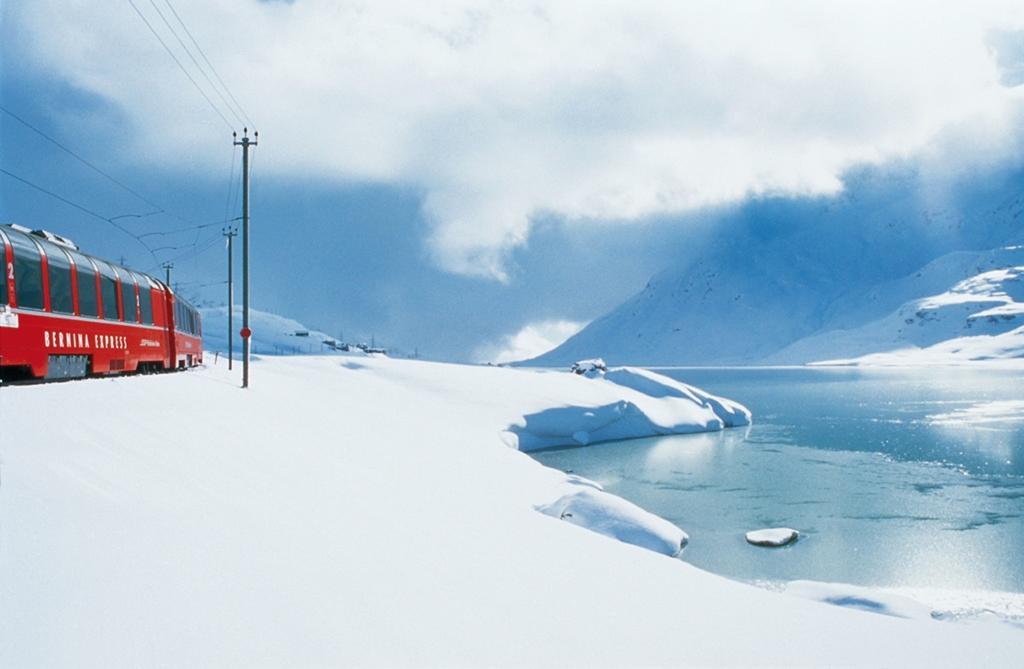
1 223 199 311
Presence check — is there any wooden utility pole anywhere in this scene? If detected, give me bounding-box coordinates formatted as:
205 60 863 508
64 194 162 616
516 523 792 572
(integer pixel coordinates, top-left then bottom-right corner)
223 226 237 370
233 128 258 388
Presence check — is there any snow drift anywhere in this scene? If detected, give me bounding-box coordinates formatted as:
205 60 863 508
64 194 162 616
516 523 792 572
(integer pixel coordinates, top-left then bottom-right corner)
3 355 1023 667
538 485 689 557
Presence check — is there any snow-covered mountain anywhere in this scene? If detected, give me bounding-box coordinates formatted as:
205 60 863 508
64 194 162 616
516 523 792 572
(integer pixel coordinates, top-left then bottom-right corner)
530 166 1024 367
770 247 1024 364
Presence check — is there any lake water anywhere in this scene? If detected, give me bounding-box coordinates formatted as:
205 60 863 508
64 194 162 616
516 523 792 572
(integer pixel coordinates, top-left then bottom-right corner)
531 367 1024 600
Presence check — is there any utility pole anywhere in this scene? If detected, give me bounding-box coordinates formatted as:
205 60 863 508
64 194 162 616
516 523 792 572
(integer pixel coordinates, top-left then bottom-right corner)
162 262 173 287
223 226 237 370
233 128 258 389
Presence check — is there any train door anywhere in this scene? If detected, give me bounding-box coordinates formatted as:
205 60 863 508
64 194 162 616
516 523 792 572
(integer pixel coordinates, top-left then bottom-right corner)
163 286 178 370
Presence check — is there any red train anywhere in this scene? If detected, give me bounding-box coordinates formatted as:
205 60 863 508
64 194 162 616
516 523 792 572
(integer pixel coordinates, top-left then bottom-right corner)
0 224 202 381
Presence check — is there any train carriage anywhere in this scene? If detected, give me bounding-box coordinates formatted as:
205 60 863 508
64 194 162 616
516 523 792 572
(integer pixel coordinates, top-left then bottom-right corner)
0 224 202 381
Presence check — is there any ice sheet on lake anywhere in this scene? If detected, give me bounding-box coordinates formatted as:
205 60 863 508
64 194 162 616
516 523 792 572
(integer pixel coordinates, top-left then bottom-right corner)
927 400 1024 426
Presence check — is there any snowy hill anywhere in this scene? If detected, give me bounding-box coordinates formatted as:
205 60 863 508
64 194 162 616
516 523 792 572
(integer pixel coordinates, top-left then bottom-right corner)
530 169 1024 367
200 306 358 357
4 356 1023 667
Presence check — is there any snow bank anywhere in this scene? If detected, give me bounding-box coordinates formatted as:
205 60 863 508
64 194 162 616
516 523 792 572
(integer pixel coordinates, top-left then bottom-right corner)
538 485 689 557
3 355 1023 667
507 365 751 451
784 580 935 621
777 579 1024 627
812 326 1024 367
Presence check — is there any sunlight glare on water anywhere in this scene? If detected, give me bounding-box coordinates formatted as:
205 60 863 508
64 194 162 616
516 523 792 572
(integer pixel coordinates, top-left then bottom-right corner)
531 367 1024 597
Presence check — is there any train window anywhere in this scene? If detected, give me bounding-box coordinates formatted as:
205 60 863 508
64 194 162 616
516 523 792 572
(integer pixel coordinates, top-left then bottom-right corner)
44 245 75 314
134 273 153 324
188 307 195 334
120 274 139 322
68 252 98 317
70 252 99 317
7 229 44 310
97 261 119 320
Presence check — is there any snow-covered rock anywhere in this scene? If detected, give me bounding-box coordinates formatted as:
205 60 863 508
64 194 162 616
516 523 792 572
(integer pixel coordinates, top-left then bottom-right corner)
570 358 607 378
538 486 689 557
506 366 751 451
746 528 800 547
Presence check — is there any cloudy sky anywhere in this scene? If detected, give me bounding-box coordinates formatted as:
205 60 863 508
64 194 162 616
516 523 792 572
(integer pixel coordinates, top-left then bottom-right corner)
3 1 1024 359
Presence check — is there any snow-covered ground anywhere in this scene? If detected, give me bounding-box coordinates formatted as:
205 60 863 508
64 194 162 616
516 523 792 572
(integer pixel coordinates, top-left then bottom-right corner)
3 356 1023 667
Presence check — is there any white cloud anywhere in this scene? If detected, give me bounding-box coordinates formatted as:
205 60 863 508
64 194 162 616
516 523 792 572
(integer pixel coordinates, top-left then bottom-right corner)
474 319 585 364
10 1 1024 278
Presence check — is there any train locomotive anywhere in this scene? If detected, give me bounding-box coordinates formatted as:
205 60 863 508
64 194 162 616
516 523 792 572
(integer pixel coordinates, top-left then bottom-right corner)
0 224 202 382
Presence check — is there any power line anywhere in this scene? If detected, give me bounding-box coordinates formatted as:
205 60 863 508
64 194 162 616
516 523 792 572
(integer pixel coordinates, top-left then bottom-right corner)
1 104 165 216
136 218 234 239
174 279 228 288
0 104 238 236
126 0 234 131
144 227 224 271
0 167 160 261
161 0 255 128
223 144 239 230
145 0 245 128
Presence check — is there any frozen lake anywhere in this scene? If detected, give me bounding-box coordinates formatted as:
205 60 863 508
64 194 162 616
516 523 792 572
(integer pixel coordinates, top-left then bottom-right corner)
532 367 1024 596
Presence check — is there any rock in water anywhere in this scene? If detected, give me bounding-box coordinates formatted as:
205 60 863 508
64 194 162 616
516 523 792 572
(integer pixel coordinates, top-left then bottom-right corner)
746 528 799 547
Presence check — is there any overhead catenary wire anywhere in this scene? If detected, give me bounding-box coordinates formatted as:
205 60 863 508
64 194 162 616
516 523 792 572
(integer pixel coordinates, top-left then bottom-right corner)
174 279 229 289
161 0 255 128
3 5 255 279
1 104 245 269
126 0 234 132
144 227 224 272
136 218 234 239
145 0 245 128
1 104 166 218
222 144 239 230
0 167 160 261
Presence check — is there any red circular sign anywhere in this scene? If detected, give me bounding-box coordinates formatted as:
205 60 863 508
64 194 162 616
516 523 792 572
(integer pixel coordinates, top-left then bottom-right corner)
240 327 252 339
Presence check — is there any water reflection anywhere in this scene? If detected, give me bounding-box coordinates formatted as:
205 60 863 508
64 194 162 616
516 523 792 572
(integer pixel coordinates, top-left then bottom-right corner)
532 367 1024 595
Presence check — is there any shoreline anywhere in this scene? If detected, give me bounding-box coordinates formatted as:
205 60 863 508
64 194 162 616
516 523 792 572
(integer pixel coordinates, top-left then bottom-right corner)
4 354 1024 667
